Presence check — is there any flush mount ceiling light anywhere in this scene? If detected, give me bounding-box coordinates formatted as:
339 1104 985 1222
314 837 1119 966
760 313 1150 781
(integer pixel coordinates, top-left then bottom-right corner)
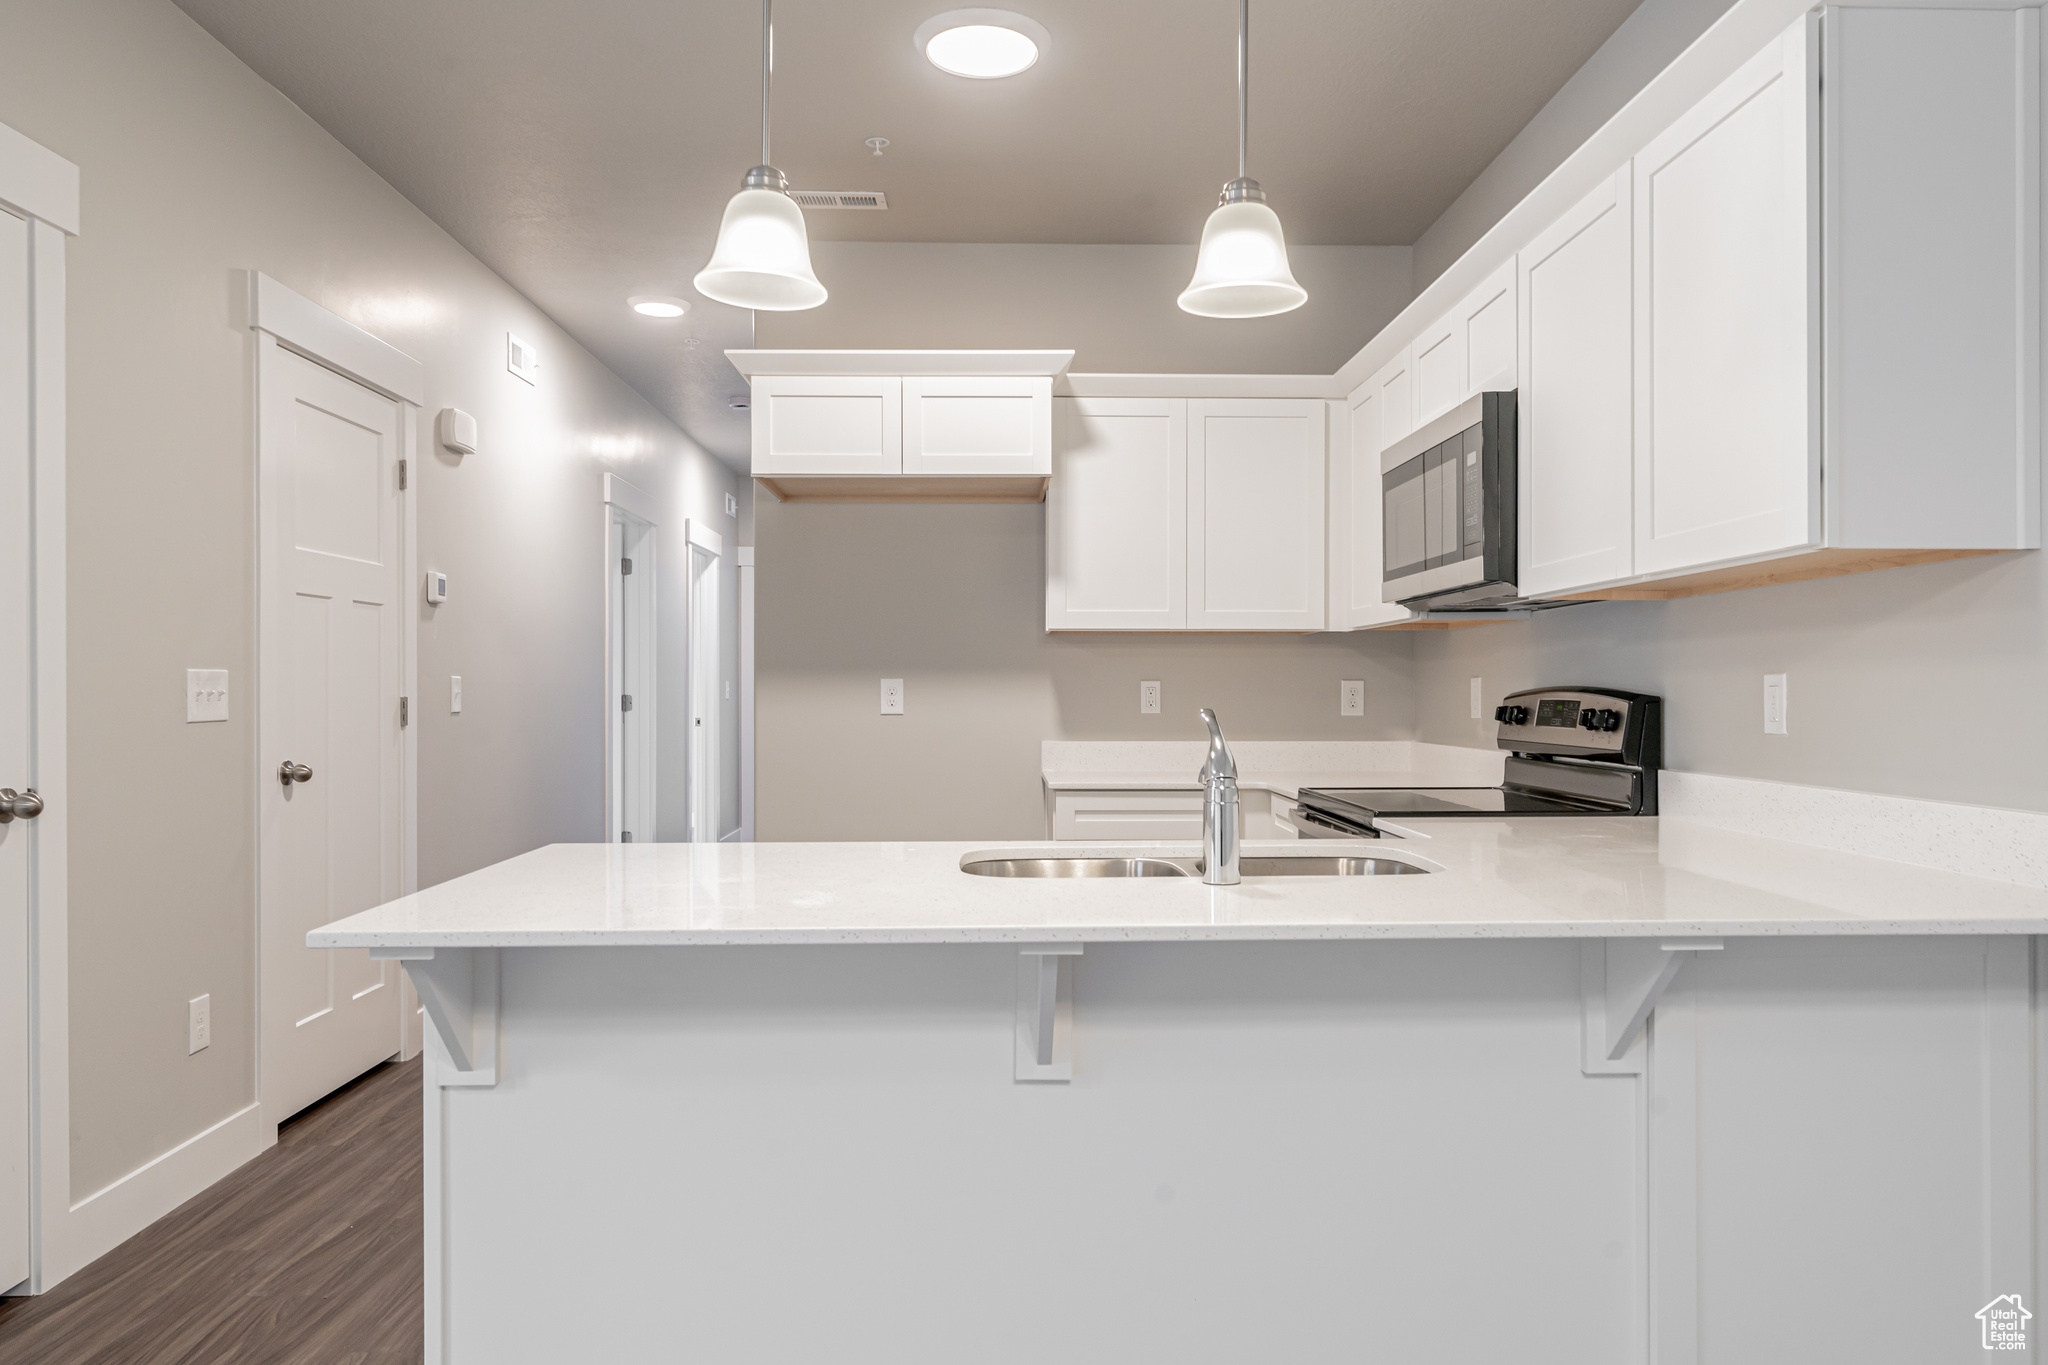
1178 0 1306 319
629 295 690 317
693 0 827 312
914 9 1049 79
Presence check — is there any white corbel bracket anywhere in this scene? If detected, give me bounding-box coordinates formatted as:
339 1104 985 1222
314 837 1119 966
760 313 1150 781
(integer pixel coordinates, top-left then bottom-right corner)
1015 944 1082 1083
1580 938 1723 1075
372 945 500 1087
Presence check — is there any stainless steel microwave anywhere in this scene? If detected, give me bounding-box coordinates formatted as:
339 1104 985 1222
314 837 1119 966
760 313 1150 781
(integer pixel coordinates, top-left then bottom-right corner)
1381 391 1518 608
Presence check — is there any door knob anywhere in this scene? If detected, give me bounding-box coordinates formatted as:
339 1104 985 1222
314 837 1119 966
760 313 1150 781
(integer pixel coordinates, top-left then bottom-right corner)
0 788 43 822
278 761 313 787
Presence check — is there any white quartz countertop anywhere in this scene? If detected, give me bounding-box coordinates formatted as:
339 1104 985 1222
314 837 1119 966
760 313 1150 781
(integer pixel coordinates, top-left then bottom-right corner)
308 817 2048 949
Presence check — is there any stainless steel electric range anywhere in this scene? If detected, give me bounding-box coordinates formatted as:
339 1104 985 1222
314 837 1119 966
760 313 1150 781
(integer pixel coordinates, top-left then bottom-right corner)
1290 686 1661 838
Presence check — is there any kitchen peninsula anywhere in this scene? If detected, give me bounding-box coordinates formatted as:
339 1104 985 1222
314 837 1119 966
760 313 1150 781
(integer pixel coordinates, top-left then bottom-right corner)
315 801 2048 1364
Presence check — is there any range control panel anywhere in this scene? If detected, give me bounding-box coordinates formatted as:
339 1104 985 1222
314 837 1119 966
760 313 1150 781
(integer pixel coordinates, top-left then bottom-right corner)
1492 687 1660 765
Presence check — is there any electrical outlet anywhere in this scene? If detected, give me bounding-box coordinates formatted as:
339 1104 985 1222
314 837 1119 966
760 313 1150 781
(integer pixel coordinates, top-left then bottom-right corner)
186 669 229 723
880 678 904 715
1469 677 1483 720
188 994 210 1055
1763 673 1788 734
1140 681 1162 715
451 675 463 714
1340 680 1365 717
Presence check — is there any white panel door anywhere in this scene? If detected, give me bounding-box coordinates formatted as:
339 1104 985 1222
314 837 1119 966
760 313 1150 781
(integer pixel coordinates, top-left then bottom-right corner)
1633 18 1819 576
1188 399 1326 630
1046 398 1187 630
749 375 901 476
902 376 1051 476
1329 389 1412 629
0 207 30 1291
260 345 403 1126
1519 169 1635 595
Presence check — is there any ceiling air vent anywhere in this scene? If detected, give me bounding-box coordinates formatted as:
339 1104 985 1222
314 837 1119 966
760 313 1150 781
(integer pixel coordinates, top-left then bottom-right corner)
789 191 889 210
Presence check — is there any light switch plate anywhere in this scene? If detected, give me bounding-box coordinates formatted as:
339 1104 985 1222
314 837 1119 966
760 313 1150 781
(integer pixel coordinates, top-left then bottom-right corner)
880 679 904 715
1340 680 1365 717
1139 681 1161 715
1763 673 1788 734
451 675 464 714
1469 677 1483 720
188 994 210 1055
725 492 738 517
507 333 539 385
186 669 229 723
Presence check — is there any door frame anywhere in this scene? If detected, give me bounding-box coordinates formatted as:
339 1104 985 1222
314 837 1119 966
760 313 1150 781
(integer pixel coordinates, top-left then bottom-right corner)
684 520 722 841
602 474 658 842
249 272 423 1137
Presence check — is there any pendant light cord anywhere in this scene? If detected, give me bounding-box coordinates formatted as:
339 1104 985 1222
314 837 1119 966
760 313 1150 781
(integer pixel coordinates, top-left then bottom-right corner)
761 0 773 167
1237 0 1248 181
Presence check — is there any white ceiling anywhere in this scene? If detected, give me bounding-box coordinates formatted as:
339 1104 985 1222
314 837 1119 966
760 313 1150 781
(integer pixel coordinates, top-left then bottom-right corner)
172 0 1642 463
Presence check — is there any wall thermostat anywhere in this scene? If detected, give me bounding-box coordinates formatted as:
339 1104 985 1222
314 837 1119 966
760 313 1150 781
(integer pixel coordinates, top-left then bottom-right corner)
425 571 449 604
437 407 477 455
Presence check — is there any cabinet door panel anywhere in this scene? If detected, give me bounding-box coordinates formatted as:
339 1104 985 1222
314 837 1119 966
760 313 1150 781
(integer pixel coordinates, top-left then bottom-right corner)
1329 389 1415 629
1634 19 1819 575
1463 260 1518 394
1376 348 1414 447
1412 316 1464 429
1046 398 1187 630
1188 399 1326 630
902 376 1050 476
1519 170 1634 595
751 376 901 476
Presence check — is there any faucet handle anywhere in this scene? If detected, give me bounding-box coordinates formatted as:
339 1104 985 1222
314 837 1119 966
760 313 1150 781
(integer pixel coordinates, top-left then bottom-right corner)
1198 707 1237 783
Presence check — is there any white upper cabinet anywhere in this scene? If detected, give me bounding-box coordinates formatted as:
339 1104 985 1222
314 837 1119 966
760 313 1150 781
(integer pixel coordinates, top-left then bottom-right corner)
1518 168 1635 596
1372 346 1414 448
1413 259 1518 429
1329 365 1420 629
1632 21 1820 576
1188 399 1327 630
902 376 1052 476
750 376 901 476
1046 398 1187 630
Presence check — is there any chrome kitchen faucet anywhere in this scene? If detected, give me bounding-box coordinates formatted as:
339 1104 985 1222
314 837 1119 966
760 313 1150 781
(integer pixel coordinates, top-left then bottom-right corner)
1198 708 1240 886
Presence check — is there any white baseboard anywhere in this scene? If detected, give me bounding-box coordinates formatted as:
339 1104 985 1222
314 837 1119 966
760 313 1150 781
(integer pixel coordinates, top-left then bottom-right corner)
42 1102 265 1288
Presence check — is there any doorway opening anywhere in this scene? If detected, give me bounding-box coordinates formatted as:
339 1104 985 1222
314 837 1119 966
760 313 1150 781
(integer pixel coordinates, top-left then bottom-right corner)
604 477 658 844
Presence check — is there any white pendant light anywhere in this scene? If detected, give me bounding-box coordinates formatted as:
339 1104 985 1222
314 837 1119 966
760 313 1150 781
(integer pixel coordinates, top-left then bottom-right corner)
694 0 827 312
1178 0 1306 319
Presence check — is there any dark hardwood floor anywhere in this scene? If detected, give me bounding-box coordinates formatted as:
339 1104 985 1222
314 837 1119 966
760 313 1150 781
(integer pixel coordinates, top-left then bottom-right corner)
0 1056 424 1365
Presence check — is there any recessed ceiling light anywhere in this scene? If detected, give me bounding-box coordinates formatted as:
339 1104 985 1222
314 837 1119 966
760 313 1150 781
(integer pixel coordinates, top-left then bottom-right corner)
629 295 690 318
914 9 1048 79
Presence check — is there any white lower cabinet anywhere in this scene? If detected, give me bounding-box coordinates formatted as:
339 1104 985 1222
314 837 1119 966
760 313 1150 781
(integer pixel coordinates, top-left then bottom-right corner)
1047 396 1325 632
1518 168 1635 596
1187 399 1326 630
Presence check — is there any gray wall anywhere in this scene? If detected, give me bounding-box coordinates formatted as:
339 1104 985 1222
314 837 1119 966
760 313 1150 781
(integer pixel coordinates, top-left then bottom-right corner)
758 242 1413 376
751 242 1419 841
756 504 1415 841
1410 0 1739 292
1 0 741 1197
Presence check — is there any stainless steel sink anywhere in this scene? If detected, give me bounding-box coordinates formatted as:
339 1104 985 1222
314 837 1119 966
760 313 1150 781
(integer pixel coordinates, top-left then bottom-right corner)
1231 856 1426 877
961 857 1195 878
960 855 1428 878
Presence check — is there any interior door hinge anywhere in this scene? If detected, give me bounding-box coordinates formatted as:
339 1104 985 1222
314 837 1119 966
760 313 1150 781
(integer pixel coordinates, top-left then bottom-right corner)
621 831 633 843
398 459 407 490
400 696 409 727
621 694 633 712
621 557 632 575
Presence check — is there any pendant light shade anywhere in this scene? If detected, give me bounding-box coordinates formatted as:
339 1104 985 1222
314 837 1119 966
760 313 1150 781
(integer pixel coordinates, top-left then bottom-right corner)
693 0 826 312
1178 190 1306 319
694 174 828 311
1179 0 1306 318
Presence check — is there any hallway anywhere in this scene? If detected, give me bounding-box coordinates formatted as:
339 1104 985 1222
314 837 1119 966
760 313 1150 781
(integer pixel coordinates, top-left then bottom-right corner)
0 1059 423 1364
